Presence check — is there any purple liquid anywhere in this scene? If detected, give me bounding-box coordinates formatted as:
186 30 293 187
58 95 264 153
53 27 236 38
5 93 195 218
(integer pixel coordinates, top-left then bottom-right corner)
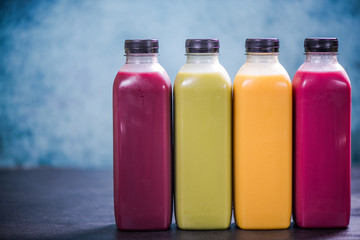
113 71 172 230
293 70 351 228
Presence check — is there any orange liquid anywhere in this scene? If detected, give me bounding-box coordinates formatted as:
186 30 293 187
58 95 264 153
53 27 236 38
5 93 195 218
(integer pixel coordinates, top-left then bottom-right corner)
233 74 292 229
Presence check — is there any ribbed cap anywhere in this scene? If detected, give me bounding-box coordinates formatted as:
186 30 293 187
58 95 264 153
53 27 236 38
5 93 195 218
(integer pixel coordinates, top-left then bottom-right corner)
185 39 220 53
124 39 158 54
245 38 279 53
304 38 338 52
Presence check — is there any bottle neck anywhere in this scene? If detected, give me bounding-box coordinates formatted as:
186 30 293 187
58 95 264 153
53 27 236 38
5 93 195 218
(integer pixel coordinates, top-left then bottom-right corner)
304 52 338 64
186 53 219 64
125 54 158 64
246 53 279 63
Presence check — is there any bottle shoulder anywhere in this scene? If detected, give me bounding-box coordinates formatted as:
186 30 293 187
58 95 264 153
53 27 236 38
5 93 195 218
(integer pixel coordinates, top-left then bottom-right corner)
234 62 291 89
117 62 169 77
177 62 229 74
235 62 290 79
296 61 345 73
114 64 171 90
118 62 168 75
175 63 231 87
293 69 351 89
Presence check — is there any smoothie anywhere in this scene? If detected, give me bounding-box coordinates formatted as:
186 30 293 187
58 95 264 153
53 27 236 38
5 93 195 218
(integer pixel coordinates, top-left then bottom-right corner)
293 38 351 228
233 74 292 229
174 39 232 230
293 70 351 228
174 72 232 229
233 38 292 230
113 39 172 231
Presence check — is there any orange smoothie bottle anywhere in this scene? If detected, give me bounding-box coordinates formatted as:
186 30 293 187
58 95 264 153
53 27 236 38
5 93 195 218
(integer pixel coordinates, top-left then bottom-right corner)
233 38 292 229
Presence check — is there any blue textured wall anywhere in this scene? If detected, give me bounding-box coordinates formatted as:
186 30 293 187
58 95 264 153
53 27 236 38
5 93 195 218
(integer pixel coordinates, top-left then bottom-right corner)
0 0 359 168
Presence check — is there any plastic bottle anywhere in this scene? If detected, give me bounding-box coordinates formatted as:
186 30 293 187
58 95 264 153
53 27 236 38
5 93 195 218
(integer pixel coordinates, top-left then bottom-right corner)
174 39 232 230
293 38 351 228
113 39 172 230
233 38 292 229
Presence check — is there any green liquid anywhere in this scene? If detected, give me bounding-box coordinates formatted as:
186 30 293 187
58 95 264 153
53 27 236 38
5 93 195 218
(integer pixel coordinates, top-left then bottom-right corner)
174 72 232 229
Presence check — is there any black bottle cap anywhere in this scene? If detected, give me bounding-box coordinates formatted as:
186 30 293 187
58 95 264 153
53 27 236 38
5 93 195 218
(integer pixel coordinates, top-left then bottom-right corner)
304 38 338 52
245 38 279 53
124 39 158 54
186 39 220 53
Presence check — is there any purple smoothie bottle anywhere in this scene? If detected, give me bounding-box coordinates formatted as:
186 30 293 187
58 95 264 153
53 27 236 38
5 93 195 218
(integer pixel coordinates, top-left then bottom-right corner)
293 38 351 228
113 39 172 230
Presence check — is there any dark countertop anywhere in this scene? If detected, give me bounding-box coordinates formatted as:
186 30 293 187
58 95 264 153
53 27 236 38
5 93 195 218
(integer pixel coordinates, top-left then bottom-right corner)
0 167 359 240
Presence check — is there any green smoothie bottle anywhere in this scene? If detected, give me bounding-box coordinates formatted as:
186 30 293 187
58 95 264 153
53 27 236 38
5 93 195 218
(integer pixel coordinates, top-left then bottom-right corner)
174 39 232 230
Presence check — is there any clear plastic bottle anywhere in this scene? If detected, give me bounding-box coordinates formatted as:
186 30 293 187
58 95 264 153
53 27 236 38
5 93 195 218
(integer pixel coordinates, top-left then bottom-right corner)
113 39 172 230
293 38 351 228
233 38 292 229
174 39 232 230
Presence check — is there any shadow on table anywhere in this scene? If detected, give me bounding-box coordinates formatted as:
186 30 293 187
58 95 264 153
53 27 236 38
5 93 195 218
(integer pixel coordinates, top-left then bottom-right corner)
175 223 292 240
41 222 350 240
288 225 351 240
46 225 117 240
41 224 172 240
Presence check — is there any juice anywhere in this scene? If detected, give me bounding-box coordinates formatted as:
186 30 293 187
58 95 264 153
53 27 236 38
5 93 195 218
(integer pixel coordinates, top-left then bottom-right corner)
233 38 292 230
293 70 351 228
113 71 172 230
175 72 232 230
233 74 292 229
113 39 172 230
293 38 351 228
174 39 232 230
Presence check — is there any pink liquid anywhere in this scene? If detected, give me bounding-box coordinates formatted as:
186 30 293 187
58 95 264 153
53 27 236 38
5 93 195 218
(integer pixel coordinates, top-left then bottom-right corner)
293 70 351 228
113 71 172 230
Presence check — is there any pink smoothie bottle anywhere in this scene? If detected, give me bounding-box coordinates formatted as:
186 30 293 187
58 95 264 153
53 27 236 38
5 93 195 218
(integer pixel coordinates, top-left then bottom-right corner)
293 38 351 228
113 39 172 230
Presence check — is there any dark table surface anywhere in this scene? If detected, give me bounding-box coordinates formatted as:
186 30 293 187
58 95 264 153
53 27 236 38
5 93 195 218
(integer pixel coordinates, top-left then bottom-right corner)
0 167 359 240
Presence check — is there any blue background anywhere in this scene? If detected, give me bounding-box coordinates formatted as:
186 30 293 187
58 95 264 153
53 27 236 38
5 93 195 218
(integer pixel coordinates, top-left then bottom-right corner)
0 0 359 168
